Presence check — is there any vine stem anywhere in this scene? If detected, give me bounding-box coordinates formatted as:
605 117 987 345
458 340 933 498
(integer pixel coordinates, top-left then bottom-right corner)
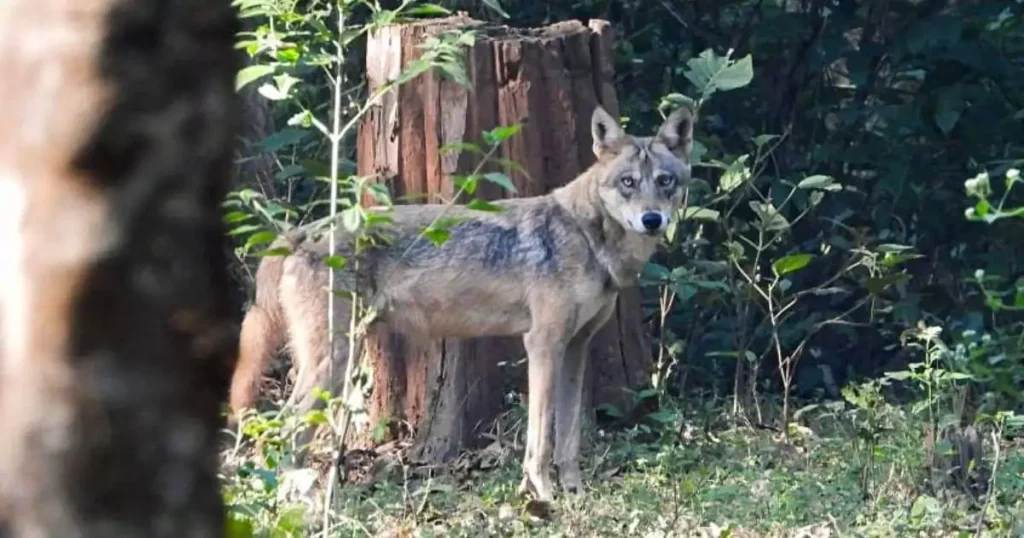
322 2 347 535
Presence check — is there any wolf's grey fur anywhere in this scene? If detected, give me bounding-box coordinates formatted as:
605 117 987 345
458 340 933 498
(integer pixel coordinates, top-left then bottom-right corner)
229 103 696 501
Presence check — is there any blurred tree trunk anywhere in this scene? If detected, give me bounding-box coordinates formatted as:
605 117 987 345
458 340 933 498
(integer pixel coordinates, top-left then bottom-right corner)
355 15 652 462
0 0 240 535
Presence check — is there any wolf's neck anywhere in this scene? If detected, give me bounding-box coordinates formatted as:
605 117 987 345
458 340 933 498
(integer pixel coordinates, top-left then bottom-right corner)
552 168 659 289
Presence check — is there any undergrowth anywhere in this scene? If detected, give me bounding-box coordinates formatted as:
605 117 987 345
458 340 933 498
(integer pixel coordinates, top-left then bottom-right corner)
221 389 1024 537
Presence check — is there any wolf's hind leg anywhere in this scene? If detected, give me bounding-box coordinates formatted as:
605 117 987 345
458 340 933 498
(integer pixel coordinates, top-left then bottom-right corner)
280 256 351 464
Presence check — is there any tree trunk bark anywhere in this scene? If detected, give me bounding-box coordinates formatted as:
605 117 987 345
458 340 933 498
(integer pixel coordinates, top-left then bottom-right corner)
0 0 240 536
355 15 652 462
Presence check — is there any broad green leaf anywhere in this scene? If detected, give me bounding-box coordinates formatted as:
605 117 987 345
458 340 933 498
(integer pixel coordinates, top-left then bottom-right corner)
485 124 522 144
244 231 277 250
684 49 753 101
772 253 814 277
483 172 517 193
719 154 750 193
752 134 779 148
223 211 251 224
454 174 480 195
797 174 840 191
422 227 450 246
258 129 307 152
680 206 720 222
714 54 754 91
257 83 286 101
341 207 362 232
235 64 274 91
749 201 789 231
909 495 940 522
691 139 708 164
227 224 263 236
224 512 255 538
934 85 964 135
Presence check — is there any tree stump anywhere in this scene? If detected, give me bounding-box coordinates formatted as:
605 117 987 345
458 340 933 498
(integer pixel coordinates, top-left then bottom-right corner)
355 15 652 462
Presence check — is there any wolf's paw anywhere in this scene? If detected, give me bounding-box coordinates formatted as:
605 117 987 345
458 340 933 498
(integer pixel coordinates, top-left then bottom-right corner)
520 466 555 502
558 465 584 496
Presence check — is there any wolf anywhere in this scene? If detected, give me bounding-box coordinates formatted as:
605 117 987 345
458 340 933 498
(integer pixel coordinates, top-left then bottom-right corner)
228 103 696 501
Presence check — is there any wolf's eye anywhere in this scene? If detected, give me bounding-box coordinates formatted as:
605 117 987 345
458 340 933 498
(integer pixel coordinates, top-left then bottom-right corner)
620 175 636 188
656 173 676 188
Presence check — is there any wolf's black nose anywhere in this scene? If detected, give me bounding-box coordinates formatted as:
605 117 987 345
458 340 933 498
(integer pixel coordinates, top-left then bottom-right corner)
641 212 662 231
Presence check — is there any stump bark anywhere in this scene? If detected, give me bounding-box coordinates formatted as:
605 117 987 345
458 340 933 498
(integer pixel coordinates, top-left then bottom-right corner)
355 15 652 462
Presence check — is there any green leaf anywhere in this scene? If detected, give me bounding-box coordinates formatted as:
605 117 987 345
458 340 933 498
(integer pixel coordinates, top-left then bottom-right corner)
974 198 991 218
659 93 697 114
595 403 623 419
227 224 263 236
235 65 275 91
875 243 914 253
406 3 451 16
772 253 814 277
244 231 277 250
797 174 840 191
467 199 504 212
719 154 751 193
325 255 347 271
422 227 451 246
749 201 789 232
910 495 940 522
934 86 964 135
454 174 480 195
303 410 329 426
225 512 255 538
485 124 522 144
483 172 517 193
481 0 510 19
646 409 676 424
223 211 252 224
341 208 362 232
714 54 754 91
752 134 779 148
684 49 753 101
680 206 720 222
439 141 483 155
255 246 292 258
258 129 307 152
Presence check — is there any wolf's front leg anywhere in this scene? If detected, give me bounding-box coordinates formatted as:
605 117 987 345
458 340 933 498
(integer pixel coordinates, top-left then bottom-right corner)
520 325 567 502
554 300 616 496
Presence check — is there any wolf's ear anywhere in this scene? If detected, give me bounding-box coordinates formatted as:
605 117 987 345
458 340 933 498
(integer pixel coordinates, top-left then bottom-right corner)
656 104 696 158
591 105 626 157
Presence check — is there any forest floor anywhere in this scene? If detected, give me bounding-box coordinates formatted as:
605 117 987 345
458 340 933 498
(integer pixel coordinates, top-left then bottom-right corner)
222 393 1024 538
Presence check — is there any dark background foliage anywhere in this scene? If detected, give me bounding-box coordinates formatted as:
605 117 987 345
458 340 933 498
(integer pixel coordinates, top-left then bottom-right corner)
238 0 1024 417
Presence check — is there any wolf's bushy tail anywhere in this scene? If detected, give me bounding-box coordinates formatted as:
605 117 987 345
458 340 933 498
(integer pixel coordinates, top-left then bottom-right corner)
228 230 305 419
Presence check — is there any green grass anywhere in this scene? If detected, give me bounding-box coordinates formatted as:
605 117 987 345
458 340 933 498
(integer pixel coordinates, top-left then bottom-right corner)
222 397 1024 538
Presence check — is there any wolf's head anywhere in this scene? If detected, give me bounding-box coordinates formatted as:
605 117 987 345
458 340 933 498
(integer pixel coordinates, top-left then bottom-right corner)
589 104 696 237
